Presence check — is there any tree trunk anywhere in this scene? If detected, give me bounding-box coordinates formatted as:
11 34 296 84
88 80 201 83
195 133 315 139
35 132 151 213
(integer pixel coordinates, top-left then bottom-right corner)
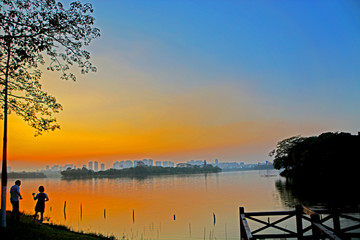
1 39 11 228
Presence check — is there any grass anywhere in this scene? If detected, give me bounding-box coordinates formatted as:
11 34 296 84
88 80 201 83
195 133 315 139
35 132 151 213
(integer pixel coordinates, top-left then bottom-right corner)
0 211 116 240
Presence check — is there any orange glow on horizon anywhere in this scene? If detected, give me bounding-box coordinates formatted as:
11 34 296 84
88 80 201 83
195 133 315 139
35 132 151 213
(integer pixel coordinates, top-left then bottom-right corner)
3 65 331 170
7 110 296 168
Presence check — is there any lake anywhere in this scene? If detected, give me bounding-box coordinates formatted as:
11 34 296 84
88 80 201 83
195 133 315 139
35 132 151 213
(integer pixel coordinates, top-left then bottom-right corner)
4 169 336 239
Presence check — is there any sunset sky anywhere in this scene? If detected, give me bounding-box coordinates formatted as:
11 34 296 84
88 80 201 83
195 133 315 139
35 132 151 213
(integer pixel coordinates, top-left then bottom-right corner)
4 0 360 170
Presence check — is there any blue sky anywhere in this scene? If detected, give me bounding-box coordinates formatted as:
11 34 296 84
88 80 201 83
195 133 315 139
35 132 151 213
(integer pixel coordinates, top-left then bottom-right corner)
92 0 359 121
9 0 360 169
92 0 360 100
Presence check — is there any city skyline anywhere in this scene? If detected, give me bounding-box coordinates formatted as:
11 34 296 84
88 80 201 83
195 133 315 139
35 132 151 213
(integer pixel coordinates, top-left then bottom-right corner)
3 0 360 171
7 158 272 172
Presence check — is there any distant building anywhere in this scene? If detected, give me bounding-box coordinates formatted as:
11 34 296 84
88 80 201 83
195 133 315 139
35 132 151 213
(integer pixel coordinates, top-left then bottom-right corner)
163 161 175 168
143 159 153 166
111 159 176 169
63 164 74 170
176 163 193 168
51 165 59 171
217 162 240 169
187 160 204 166
124 160 133 168
82 165 87 169
134 160 146 167
94 161 98 171
113 160 133 169
187 160 207 167
88 161 93 170
101 163 105 171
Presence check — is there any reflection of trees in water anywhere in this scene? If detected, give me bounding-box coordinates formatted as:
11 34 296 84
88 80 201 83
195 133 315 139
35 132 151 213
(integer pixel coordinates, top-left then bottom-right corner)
275 179 300 208
275 178 360 209
275 179 331 208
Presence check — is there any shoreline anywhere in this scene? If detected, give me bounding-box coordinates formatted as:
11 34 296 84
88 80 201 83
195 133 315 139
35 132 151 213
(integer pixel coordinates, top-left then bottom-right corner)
0 211 115 240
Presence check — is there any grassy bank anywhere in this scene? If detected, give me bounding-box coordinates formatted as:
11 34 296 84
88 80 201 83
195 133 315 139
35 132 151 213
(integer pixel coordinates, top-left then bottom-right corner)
0 211 116 240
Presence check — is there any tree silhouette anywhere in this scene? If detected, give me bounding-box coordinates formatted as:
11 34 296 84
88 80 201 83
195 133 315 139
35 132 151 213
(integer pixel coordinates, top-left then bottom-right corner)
270 132 360 181
269 135 304 171
0 0 100 227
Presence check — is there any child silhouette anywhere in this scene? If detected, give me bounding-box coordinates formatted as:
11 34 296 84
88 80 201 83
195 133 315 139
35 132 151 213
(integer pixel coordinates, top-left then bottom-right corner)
32 186 49 225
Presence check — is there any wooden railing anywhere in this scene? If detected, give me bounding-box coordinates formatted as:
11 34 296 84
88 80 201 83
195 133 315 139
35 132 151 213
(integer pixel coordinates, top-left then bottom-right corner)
239 205 360 239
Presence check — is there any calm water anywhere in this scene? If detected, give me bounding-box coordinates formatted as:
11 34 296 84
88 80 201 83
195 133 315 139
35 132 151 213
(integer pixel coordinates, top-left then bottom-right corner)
6 170 302 239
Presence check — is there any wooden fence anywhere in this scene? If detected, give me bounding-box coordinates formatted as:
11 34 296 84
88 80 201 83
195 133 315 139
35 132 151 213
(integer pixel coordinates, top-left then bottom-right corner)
240 205 360 239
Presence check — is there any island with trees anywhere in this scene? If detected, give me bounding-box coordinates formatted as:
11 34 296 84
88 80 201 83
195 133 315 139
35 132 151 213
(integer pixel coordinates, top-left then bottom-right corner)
270 132 360 207
270 132 359 180
61 165 222 179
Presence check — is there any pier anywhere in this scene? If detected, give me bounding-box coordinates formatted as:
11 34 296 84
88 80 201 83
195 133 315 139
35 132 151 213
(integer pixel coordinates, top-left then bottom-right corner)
239 205 360 239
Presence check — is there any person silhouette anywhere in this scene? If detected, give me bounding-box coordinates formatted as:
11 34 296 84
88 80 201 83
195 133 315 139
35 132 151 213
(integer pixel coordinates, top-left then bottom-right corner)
10 180 23 221
32 186 49 225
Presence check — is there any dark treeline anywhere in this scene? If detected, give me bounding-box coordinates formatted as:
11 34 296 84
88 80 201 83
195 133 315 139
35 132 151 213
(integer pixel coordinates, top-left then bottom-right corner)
2 172 47 179
61 165 221 179
271 132 360 181
271 132 360 207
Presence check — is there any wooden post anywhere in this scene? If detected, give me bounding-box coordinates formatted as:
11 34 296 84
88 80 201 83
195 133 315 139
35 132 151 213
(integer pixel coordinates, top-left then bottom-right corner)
132 209 135 223
296 205 304 239
240 207 244 239
311 214 321 240
332 208 341 237
239 207 253 240
63 201 67 220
